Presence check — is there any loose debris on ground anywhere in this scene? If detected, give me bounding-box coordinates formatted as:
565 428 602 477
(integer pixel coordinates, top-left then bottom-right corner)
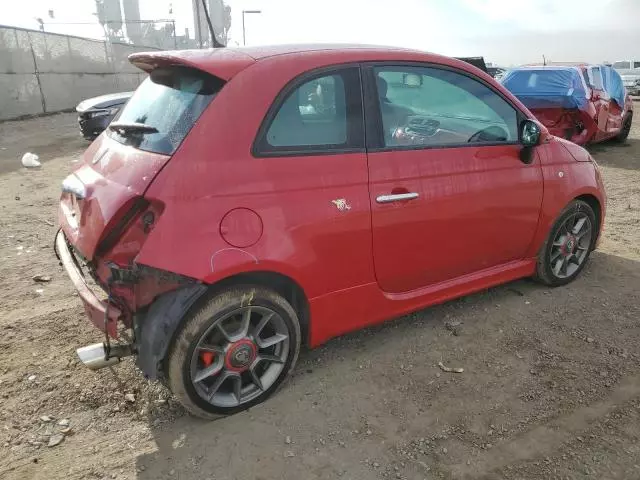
0 109 639 479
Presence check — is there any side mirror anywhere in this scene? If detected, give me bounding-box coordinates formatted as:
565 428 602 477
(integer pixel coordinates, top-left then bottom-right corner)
520 120 541 164
521 120 541 147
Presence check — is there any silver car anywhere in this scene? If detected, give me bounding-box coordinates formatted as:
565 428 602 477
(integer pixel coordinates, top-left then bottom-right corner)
613 61 640 96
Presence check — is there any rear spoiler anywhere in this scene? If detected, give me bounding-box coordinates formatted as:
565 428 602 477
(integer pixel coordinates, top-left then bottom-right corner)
129 49 255 81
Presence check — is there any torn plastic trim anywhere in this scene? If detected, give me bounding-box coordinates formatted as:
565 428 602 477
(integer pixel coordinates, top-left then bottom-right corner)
135 283 209 381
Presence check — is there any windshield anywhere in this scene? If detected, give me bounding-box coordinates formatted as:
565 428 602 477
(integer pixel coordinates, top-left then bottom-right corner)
108 66 223 155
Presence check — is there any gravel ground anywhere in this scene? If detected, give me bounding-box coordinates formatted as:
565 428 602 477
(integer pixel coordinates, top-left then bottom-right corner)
0 108 639 480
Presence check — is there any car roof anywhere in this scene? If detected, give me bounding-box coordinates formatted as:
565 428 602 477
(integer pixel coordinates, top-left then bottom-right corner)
523 62 590 68
237 43 418 60
508 65 588 76
129 44 484 81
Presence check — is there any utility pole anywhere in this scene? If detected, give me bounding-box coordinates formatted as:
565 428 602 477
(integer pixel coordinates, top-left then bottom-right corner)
201 0 225 47
242 10 261 46
192 0 203 48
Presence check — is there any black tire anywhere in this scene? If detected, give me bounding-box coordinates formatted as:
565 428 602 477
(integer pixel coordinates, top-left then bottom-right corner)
614 112 632 143
535 200 597 287
166 286 301 419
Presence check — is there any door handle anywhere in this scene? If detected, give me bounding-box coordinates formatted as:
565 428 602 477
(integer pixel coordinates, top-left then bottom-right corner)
376 192 419 204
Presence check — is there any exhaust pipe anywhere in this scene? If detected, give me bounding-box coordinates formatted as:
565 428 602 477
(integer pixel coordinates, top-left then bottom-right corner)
76 343 133 370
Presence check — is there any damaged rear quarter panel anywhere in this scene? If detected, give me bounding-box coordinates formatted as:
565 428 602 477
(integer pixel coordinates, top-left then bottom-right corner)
135 57 375 300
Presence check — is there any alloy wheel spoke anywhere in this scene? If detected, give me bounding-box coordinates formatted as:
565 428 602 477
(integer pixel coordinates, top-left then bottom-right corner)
249 363 264 391
207 371 232 400
198 344 224 355
253 312 274 338
552 257 564 276
238 307 252 338
572 216 587 235
258 354 284 365
576 227 592 241
256 333 287 349
550 248 563 262
231 374 243 404
560 255 569 275
193 362 223 383
217 323 234 343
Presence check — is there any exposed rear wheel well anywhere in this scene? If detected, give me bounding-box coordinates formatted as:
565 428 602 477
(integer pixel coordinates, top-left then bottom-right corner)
575 194 601 238
208 271 310 345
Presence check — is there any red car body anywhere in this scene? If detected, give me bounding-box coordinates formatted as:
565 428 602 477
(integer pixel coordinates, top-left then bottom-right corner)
57 45 606 379
502 64 634 146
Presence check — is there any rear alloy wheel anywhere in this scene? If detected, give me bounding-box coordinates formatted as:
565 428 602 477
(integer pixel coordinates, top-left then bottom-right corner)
614 113 632 143
535 200 596 286
166 287 301 419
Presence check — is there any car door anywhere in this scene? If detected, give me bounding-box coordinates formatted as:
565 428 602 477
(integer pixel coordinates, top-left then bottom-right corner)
250 66 374 297
587 67 611 140
364 64 543 293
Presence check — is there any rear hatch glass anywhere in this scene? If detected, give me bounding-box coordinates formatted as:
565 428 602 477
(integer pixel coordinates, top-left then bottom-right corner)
107 66 223 155
60 66 224 259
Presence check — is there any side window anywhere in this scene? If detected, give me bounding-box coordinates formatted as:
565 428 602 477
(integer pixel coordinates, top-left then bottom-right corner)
256 67 364 155
590 67 604 90
373 66 518 148
634 61 640 69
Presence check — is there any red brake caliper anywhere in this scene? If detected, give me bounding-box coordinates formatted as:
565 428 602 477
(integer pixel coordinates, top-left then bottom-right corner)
200 351 215 367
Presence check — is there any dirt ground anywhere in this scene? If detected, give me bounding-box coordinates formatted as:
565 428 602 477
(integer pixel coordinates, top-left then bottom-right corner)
0 108 639 480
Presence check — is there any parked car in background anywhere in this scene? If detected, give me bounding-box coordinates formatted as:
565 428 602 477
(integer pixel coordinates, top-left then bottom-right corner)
501 64 633 145
57 45 606 419
487 66 506 79
456 56 488 73
75 92 133 139
612 61 640 96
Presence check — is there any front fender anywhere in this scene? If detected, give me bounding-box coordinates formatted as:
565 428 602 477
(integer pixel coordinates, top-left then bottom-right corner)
526 141 604 257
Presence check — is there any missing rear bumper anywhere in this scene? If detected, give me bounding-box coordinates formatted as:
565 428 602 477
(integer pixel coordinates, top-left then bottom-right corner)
56 230 122 338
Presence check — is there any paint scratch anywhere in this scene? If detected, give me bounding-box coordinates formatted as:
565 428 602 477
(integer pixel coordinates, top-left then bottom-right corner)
210 248 259 272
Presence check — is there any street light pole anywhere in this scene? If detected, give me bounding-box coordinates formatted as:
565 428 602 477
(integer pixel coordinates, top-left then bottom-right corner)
242 10 261 46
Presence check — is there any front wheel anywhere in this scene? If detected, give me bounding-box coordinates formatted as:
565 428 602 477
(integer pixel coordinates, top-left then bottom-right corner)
535 200 597 287
614 112 632 143
166 286 301 419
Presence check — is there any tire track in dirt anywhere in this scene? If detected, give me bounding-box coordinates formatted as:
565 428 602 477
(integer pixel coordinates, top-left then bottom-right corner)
450 373 640 479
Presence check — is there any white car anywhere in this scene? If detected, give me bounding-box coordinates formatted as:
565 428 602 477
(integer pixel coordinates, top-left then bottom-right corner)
613 61 640 95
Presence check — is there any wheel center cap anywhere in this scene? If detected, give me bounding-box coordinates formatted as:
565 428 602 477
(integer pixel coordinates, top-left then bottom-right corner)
226 340 257 371
565 237 576 253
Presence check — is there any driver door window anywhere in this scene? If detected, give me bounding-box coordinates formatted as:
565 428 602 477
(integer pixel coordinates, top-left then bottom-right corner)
374 66 518 148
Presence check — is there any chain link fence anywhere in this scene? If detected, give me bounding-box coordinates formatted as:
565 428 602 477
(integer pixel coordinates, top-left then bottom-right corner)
0 25 164 120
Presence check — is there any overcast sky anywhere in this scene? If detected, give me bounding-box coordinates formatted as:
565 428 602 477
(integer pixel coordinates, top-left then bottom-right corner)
4 0 640 65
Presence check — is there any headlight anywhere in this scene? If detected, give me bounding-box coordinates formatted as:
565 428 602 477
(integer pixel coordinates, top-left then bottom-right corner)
635 79 640 86
89 110 111 118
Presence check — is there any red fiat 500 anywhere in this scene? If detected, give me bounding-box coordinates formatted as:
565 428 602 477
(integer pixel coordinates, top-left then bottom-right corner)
56 45 606 418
